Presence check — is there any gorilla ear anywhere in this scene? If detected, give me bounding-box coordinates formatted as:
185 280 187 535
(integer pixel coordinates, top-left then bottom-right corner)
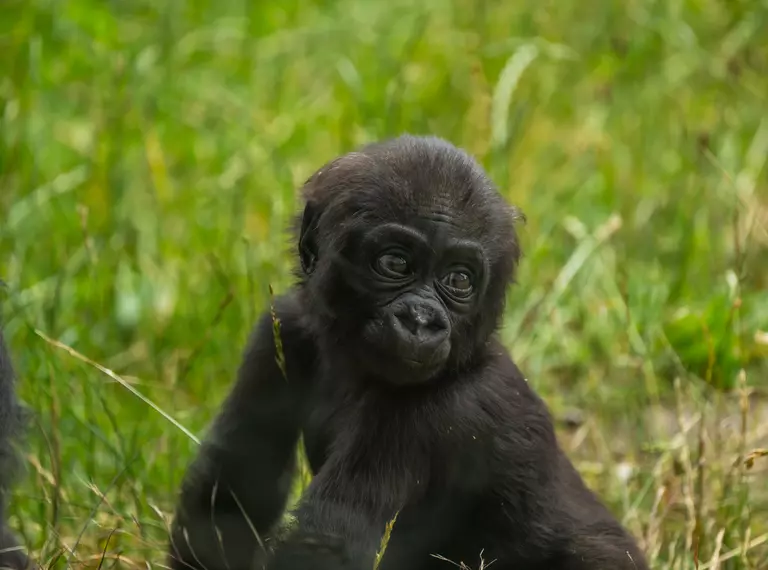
298 201 320 275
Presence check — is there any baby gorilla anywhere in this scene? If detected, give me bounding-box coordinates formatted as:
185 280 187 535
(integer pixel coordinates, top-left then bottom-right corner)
0 324 29 570
168 135 649 570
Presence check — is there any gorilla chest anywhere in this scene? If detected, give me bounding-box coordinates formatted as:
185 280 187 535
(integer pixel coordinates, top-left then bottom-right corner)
300 376 494 492
299 378 436 479
301 396 336 474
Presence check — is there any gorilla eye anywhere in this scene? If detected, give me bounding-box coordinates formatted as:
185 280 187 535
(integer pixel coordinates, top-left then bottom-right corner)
376 253 410 278
440 271 474 297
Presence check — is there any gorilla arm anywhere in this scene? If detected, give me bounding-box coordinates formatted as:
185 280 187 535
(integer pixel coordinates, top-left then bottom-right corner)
168 295 314 570
267 394 429 570
266 465 392 570
484 378 650 570
549 454 650 570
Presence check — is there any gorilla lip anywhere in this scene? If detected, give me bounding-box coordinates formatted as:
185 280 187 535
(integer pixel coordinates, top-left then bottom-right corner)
401 357 439 371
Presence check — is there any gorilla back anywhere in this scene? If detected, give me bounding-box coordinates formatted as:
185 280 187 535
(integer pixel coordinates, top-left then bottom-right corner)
0 324 29 570
168 135 649 570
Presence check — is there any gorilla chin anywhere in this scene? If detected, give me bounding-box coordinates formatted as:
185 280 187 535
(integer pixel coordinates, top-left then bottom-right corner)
367 344 452 387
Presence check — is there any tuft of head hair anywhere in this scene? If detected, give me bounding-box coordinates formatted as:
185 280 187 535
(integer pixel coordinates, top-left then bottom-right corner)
295 134 524 283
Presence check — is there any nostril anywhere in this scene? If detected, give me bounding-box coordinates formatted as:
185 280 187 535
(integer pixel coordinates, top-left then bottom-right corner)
426 317 447 332
426 312 448 332
401 306 447 335
394 308 419 335
414 306 447 333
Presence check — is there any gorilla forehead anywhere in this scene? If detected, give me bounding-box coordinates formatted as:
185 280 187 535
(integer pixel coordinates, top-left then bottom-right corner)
305 135 514 244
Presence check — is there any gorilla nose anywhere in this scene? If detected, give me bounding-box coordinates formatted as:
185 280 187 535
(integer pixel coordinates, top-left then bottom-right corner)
393 301 449 348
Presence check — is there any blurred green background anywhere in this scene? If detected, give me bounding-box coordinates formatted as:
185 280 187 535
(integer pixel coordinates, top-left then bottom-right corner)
1 0 767 568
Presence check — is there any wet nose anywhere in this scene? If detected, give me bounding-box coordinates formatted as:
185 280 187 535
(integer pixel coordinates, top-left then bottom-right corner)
393 301 448 347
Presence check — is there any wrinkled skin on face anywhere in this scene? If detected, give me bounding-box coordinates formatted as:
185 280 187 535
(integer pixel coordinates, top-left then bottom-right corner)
295 136 522 385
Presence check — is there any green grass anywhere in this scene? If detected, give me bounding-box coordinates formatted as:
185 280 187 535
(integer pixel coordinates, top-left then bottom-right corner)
1 0 767 568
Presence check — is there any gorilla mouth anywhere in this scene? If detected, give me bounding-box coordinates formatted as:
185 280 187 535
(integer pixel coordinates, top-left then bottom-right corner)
376 343 450 384
402 356 442 370
358 325 448 383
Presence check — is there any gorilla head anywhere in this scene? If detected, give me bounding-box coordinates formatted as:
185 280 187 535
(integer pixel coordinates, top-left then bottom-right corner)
295 135 523 385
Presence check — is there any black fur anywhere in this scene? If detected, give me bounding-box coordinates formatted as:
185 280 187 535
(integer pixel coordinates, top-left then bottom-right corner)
0 321 29 570
168 135 649 570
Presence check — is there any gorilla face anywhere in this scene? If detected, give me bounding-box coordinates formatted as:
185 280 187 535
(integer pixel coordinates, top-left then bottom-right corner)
296 135 521 385
351 220 491 384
